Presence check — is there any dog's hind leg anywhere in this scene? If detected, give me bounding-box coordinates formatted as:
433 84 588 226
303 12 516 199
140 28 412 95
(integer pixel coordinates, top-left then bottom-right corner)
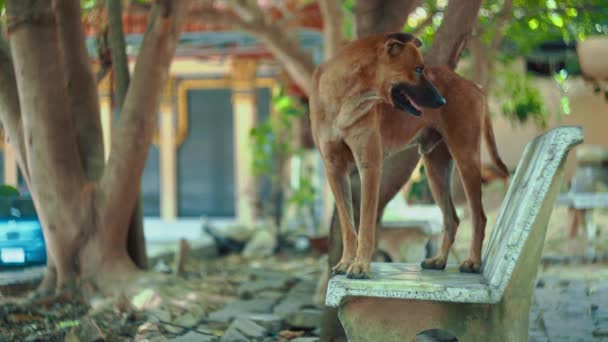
420 142 460 270
346 130 382 279
322 148 358 275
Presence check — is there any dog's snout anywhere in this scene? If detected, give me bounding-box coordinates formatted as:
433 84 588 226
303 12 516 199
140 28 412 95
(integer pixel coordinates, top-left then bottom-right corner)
434 95 447 108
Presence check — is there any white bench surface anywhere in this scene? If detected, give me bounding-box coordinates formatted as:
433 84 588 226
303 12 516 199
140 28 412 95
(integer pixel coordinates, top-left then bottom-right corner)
325 263 492 306
326 126 584 307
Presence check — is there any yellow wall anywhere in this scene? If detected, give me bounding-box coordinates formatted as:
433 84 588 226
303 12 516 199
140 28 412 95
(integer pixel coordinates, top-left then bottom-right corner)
483 77 608 182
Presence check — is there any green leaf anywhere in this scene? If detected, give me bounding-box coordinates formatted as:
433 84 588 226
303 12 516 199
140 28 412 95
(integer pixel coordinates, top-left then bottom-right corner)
58 320 80 329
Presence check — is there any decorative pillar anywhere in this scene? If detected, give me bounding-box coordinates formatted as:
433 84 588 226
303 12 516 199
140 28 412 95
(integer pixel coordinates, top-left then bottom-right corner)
231 58 258 224
160 102 177 220
3 144 17 187
99 96 112 161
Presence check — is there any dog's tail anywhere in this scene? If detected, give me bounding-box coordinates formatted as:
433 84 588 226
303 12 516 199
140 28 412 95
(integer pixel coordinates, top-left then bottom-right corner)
483 103 509 178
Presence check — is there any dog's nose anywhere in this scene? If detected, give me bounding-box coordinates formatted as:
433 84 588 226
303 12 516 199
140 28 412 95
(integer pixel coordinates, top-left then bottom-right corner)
437 96 446 106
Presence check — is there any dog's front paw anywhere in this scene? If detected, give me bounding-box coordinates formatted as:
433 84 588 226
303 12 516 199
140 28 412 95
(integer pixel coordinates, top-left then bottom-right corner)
459 258 482 273
421 256 447 270
332 259 354 275
346 259 371 279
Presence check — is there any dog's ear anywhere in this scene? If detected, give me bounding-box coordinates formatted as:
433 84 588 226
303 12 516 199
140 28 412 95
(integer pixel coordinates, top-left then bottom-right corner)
385 34 423 56
411 36 423 48
385 39 405 57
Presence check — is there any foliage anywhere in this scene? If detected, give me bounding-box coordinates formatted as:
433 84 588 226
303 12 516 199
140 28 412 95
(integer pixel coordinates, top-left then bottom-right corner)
250 86 303 176
493 62 549 127
250 86 315 214
0 184 19 197
406 166 434 204
502 0 607 56
400 0 608 126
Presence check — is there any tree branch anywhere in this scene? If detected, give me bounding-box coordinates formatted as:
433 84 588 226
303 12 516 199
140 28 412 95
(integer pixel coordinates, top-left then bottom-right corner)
191 3 315 95
319 0 344 61
490 0 513 52
101 1 190 236
55 0 105 181
107 0 130 109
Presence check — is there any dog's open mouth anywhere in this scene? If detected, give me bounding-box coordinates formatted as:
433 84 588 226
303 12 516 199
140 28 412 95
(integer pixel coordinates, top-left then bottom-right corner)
391 86 422 116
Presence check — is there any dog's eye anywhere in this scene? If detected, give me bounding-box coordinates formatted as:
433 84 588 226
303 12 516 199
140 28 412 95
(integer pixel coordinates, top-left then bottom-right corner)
415 66 424 74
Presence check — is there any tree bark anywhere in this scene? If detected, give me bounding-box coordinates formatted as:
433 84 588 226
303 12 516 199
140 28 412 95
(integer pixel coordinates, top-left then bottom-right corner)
55 0 105 181
7 0 89 292
107 0 148 270
354 0 423 38
3 0 189 298
319 0 344 61
321 0 483 340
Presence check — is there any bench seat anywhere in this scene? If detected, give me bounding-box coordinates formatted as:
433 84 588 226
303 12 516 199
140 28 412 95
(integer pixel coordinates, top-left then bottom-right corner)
326 263 492 306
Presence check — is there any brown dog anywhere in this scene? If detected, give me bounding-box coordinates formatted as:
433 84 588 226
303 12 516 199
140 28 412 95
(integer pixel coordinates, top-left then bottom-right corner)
310 33 508 278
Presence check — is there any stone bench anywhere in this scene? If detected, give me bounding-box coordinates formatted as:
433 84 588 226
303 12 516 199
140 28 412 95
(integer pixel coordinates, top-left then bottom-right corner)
325 126 583 342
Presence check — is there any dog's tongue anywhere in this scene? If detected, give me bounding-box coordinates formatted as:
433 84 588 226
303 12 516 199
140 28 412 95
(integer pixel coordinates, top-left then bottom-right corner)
406 95 422 112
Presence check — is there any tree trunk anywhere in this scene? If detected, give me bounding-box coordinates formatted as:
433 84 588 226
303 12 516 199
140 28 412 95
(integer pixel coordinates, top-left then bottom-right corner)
107 0 148 270
3 0 189 298
320 0 483 340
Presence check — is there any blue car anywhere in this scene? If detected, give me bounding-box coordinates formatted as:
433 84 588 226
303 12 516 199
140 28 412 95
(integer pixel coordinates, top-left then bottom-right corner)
0 196 47 268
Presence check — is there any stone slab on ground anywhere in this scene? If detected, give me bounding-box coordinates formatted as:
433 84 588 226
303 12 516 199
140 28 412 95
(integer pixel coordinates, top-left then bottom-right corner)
235 313 283 333
224 318 267 339
273 293 317 316
208 299 275 323
286 309 322 329
238 279 290 299
169 331 216 342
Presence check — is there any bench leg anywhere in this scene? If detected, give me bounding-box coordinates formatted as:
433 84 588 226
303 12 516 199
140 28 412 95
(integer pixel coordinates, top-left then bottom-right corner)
338 297 530 342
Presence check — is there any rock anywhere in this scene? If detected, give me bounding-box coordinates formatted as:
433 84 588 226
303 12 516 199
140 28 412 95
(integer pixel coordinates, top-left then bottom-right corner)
208 299 275 323
286 309 322 329
132 288 162 311
288 280 318 295
236 313 283 333
134 322 166 342
154 260 172 273
242 230 276 258
75 317 105 342
173 312 200 328
169 331 216 342
274 294 316 316
224 318 267 339
238 279 289 299
256 290 284 303
220 325 250 342
164 324 185 335
248 269 294 283
148 308 172 323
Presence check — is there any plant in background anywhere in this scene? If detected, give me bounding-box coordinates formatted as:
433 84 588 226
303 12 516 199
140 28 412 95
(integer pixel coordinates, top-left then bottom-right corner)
493 61 548 128
250 85 314 241
406 165 434 204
